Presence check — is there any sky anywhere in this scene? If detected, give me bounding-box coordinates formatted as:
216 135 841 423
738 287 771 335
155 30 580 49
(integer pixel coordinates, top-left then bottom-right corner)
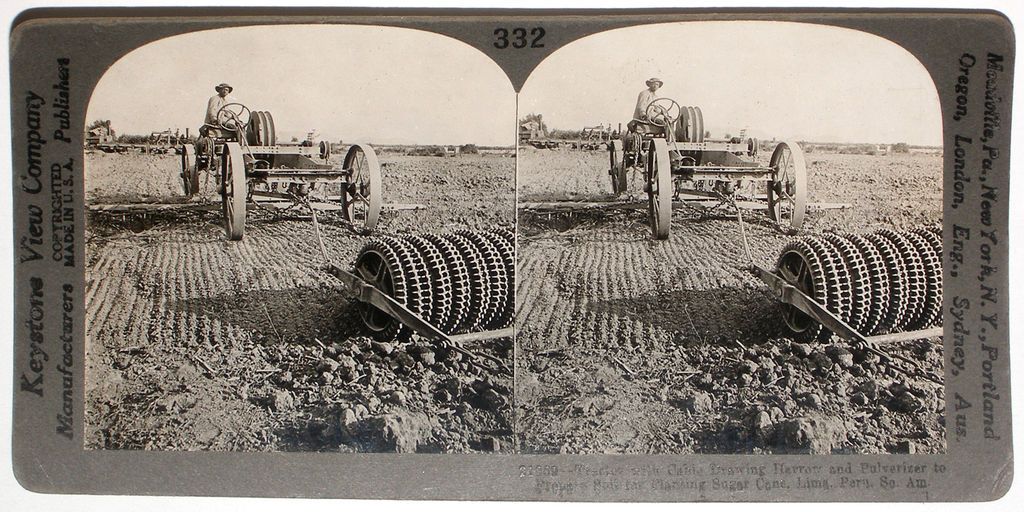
519 21 943 146
86 24 516 146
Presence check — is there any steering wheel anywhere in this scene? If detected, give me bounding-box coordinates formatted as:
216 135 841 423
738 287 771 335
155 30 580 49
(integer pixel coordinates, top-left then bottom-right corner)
645 98 681 127
216 103 251 130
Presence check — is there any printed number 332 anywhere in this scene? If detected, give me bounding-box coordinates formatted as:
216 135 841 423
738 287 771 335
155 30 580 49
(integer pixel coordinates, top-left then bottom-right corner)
494 27 545 49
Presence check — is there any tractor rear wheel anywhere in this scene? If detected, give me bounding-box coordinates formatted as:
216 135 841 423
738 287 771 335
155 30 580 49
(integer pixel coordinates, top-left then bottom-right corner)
767 140 807 233
221 142 247 240
609 139 626 194
647 139 672 240
342 143 383 232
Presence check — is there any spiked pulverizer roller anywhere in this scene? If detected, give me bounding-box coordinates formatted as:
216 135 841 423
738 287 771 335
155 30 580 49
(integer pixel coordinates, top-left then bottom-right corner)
755 227 943 346
329 228 515 345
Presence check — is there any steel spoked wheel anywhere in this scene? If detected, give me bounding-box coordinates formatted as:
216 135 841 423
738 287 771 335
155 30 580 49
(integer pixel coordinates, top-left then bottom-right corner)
647 139 672 240
342 143 383 232
181 145 198 196
776 248 818 333
221 142 247 240
609 139 626 194
767 140 807 233
353 248 401 340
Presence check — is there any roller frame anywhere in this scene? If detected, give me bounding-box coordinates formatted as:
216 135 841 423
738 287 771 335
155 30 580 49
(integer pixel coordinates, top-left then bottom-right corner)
753 264 942 345
327 264 513 344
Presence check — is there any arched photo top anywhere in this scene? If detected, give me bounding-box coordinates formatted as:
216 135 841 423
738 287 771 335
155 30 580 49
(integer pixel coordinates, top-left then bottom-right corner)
520 21 941 146
86 24 515 146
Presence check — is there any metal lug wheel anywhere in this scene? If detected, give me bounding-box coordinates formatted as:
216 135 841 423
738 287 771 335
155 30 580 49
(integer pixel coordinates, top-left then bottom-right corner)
609 139 626 194
647 139 672 240
342 143 382 232
767 140 808 233
180 144 198 196
221 142 247 240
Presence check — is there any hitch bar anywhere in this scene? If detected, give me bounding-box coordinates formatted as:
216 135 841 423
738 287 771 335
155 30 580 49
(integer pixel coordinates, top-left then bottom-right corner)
326 264 514 345
753 265 942 345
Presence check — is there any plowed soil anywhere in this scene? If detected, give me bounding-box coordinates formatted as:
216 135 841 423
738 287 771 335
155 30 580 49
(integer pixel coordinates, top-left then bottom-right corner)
85 150 515 453
516 148 944 455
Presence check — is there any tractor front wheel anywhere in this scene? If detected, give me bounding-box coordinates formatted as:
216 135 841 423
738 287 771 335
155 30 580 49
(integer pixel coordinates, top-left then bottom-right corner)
646 139 672 240
180 144 198 197
221 142 247 240
609 139 626 194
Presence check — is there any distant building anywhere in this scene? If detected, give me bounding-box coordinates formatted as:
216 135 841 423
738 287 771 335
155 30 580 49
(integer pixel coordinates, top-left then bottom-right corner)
519 120 543 142
85 125 115 146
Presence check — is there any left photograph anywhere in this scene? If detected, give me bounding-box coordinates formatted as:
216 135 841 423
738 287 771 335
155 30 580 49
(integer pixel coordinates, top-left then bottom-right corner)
83 25 516 452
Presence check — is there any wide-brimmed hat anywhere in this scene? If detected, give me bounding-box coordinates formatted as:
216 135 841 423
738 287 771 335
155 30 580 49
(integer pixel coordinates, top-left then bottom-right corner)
645 78 664 87
215 83 233 93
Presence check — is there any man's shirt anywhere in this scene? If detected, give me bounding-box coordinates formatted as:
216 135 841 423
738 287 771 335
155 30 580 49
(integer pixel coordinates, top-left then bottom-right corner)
634 89 658 120
205 94 238 125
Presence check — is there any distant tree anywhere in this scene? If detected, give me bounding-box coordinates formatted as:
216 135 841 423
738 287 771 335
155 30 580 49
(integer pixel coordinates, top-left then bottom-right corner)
291 136 300 143
548 129 582 140
407 145 448 157
459 143 479 154
892 142 910 153
117 133 149 144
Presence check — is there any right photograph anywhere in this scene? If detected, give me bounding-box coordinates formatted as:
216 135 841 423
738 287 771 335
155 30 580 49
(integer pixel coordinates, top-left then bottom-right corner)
515 21 944 455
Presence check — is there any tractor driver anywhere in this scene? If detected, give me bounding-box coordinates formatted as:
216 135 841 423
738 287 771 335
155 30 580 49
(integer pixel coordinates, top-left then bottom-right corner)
634 77 664 123
205 83 239 128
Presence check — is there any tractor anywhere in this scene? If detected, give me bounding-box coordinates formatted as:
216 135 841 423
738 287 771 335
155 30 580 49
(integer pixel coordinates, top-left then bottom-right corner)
610 98 806 240
180 102 381 240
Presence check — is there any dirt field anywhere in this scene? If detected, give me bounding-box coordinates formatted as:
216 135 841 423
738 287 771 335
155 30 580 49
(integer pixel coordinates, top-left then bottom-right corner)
84 150 515 452
515 148 944 455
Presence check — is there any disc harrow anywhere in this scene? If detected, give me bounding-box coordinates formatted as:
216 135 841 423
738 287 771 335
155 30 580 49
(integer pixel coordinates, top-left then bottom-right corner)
760 227 944 346
342 229 516 343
